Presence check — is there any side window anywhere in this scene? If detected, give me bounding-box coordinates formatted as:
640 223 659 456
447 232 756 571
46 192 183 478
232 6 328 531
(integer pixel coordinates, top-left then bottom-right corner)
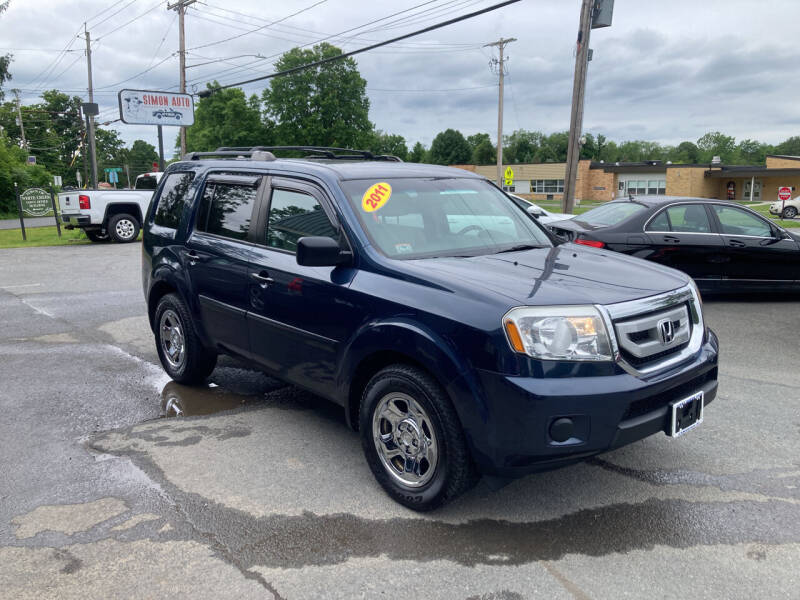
713 205 771 237
665 204 711 233
646 210 671 232
266 188 337 252
196 183 258 241
153 172 195 229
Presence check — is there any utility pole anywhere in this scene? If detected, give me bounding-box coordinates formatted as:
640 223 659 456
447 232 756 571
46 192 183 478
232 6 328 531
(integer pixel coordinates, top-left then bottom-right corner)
168 0 196 157
83 25 98 189
485 37 516 187
563 0 613 213
12 90 26 147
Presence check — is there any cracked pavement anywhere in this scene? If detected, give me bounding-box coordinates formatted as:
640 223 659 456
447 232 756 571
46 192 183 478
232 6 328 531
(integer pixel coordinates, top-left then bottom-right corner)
0 243 798 599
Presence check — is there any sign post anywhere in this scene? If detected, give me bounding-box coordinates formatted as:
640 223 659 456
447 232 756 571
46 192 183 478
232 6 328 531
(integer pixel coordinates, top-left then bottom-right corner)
14 183 26 241
49 186 62 237
778 186 792 217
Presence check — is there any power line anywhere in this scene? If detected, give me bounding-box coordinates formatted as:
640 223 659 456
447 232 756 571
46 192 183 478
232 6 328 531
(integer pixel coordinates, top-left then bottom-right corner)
198 0 521 96
86 0 131 26
187 0 329 51
89 0 140 30
368 84 496 92
95 0 167 41
95 53 176 90
185 0 471 88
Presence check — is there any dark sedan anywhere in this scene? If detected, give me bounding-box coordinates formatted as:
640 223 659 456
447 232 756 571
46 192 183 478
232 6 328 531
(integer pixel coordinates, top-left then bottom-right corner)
548 196 800 292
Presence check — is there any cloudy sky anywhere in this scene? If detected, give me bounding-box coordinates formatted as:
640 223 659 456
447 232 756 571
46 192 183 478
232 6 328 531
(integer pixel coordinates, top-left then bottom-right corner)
3 0 799 155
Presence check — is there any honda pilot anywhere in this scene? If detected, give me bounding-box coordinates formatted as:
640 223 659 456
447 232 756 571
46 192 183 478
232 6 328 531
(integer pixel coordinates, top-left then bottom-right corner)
142 146 719 511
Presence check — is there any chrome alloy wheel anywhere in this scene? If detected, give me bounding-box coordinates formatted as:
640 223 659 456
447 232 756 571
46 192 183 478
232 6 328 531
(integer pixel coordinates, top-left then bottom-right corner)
115 218 136 240
159 309 185 369
372 392 439 488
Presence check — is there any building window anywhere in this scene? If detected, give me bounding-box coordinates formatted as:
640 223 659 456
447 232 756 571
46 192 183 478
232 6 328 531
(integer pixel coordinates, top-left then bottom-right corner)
503 185 516 192
624 179 666 195
532 179 564 194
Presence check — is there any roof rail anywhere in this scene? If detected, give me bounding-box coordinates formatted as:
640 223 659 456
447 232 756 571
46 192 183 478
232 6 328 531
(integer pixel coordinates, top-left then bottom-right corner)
184 145 402 162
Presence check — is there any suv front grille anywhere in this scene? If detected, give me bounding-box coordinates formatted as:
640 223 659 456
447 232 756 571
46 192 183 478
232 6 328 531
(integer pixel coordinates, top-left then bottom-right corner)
613 303 691 365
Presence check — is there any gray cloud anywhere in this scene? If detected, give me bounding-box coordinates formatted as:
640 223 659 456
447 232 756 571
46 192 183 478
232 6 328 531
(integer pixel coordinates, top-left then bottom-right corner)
3 0 799 154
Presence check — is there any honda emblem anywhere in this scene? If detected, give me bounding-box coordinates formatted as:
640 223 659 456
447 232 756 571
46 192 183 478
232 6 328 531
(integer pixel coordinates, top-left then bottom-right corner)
658 319 675 344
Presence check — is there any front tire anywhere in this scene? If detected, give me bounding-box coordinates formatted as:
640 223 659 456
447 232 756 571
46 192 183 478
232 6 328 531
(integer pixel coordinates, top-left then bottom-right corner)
108 213 140 243
359 364 477 511
154 293 217 384
783 206 798 219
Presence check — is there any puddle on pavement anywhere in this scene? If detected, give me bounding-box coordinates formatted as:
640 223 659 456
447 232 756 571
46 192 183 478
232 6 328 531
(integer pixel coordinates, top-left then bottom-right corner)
158 366 343 420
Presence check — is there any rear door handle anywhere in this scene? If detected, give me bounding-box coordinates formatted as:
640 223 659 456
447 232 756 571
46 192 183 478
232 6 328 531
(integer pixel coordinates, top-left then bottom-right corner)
250 271 274 287
663 235 680 243
183 250 206 265
728 239 746 247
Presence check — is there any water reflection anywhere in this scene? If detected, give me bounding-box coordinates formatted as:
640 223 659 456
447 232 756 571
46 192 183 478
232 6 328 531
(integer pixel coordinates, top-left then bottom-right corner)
160 381 255 418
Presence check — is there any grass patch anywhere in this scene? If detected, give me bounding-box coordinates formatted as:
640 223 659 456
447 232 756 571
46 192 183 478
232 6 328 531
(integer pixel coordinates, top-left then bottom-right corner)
0 226 90 248
739 203 800 228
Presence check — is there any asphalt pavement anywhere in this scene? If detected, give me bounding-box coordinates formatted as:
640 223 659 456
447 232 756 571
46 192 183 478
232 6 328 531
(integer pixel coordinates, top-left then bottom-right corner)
0 243 798 599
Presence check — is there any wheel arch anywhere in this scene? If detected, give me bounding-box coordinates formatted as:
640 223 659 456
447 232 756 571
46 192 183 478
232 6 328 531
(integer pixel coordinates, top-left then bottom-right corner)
104 203 143 226
339 320 488 433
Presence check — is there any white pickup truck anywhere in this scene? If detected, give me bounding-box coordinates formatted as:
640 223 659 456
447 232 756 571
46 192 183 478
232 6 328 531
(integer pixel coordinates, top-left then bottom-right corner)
59 172 163 242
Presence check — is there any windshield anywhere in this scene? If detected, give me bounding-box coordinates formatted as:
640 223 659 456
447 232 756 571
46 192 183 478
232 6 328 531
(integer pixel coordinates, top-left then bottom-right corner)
574 201 646 227
340 178 552 259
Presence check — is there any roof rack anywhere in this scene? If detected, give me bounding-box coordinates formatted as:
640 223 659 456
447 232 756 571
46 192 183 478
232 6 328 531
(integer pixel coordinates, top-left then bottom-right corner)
183 146 403 162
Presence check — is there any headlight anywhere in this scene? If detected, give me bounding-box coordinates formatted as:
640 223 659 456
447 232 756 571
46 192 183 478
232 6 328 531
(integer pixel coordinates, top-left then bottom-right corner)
503 305 613 361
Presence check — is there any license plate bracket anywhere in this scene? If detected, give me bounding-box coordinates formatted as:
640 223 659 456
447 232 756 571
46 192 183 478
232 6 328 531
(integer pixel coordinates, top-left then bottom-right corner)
669 391 704 437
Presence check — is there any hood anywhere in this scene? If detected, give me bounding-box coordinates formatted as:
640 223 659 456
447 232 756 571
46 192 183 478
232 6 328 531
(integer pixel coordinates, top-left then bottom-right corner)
398 244 688 307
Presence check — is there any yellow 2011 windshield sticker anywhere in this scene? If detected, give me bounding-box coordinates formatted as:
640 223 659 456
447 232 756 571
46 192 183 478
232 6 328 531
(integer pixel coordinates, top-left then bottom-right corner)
362 182 392 212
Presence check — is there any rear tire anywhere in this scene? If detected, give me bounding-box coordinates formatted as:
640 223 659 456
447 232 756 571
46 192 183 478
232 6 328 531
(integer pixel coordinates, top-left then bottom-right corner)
783 206 798 219
154 293 217 384
108 213 140 243
85 230 110 243
359 364 477 511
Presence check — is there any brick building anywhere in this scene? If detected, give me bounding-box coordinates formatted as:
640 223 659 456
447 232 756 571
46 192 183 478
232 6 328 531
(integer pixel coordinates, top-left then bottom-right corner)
454 155 800 204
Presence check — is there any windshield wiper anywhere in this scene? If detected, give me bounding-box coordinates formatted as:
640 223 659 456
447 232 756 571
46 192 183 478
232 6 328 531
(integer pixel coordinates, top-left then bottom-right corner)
495 244 543 254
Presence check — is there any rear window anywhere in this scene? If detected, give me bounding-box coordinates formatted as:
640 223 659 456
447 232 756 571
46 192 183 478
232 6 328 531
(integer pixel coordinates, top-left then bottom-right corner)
196 183 258 241
135 175 159 190
574 202 646 227
153 172 195 229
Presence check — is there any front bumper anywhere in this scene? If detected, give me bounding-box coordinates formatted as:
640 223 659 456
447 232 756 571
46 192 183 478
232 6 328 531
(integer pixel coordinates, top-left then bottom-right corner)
463 329 719 477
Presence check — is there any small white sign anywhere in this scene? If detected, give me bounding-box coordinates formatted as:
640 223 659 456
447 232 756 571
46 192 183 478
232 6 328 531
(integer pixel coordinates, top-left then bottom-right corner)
118 89 195 127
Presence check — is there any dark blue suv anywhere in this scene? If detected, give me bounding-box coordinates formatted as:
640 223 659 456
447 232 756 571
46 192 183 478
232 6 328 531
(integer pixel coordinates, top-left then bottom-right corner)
143 146 719 510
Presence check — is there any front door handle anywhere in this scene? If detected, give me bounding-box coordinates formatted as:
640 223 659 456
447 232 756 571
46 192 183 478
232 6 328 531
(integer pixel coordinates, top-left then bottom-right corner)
250 271 274 287
728 239 746 247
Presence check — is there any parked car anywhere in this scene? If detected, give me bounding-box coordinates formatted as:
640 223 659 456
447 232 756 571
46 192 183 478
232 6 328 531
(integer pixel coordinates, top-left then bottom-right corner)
769 196 799 219
548 196 800 292
143 147 718 510
507 193 573 225
59 187 155 242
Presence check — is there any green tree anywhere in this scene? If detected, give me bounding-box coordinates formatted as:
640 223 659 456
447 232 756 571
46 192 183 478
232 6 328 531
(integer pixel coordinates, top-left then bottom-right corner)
124 140 159 183
367 130 408 160
670 141 700 163
408 141 426 163
697 131 736 163
263 43 372 148
0 136 52 214
472 139 495 164
0 1 11 99
773 136 800 157
186 85 270 152
429 129 471 165
734 139 771 165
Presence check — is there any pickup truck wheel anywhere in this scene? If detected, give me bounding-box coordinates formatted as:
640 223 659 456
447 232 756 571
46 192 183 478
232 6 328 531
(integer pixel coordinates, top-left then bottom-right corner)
85 230 110 242
782 206 798 219
154 293 217 384
359 364 477 511
108 213 140 243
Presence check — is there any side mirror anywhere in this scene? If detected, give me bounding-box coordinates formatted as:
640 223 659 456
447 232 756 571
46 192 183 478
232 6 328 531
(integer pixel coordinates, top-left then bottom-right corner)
296 236 349 267
527 206 544 218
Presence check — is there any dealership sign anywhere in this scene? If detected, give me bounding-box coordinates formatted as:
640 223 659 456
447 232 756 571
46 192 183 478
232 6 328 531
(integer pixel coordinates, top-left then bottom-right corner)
20 187 52 217
118 89 195 126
